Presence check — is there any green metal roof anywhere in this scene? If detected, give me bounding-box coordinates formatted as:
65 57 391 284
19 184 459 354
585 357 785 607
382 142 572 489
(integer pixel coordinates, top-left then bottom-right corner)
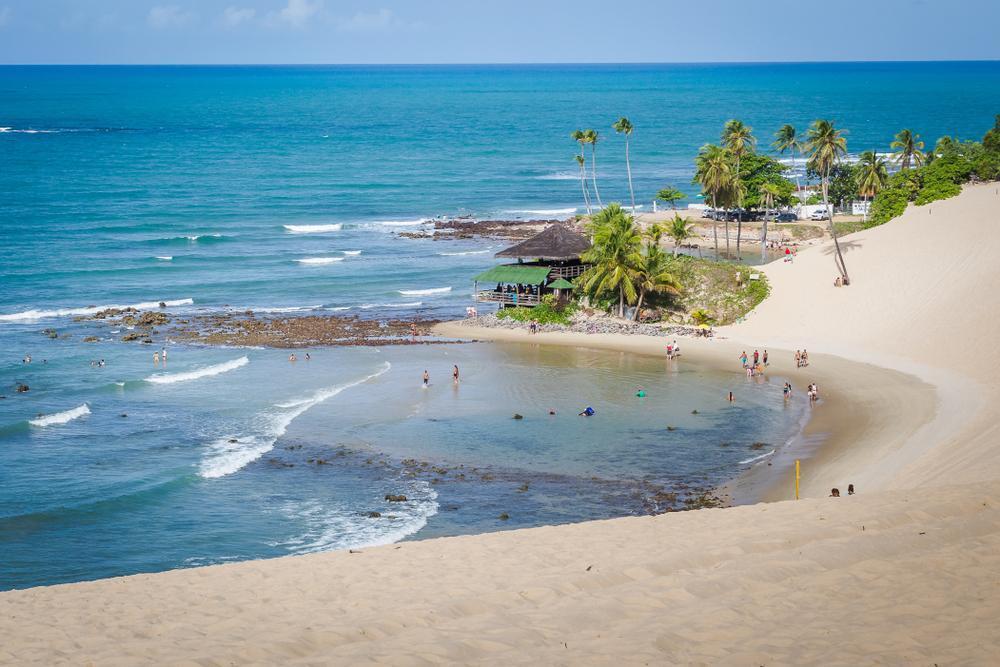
548 278 575 289
473 264 551 285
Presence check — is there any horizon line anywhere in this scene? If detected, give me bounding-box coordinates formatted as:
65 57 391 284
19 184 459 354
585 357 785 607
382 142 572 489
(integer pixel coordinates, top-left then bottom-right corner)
2 58 999 67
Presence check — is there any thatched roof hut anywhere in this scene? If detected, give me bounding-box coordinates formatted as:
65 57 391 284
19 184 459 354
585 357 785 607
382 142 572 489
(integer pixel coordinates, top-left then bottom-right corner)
495 225 590 261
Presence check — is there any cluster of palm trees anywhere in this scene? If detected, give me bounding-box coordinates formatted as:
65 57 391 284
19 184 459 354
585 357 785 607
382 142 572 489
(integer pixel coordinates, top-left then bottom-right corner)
572 116 638 215
577 204 682 320
695 119 852 284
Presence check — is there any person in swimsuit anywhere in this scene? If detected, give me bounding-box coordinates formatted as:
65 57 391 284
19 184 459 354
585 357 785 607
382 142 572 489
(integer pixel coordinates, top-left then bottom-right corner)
423 370 429 387
452 365 459 383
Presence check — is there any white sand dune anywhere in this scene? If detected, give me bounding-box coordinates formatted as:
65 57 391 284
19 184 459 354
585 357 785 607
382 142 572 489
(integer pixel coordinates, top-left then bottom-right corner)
2 185 1000 665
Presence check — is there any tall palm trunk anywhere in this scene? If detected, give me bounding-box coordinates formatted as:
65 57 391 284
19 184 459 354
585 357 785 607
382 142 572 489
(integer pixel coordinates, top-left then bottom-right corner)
579 158 592 214
618 284 625 318
824 171 849 283
591 144 603 208
633 289 645 321
624 135 636 213
725 218 730 258
760 214 768 263
711 194 719 258
735 154 742 256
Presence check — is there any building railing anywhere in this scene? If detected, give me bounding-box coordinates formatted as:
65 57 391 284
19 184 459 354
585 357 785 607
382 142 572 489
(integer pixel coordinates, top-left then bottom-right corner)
548 264 590 279
475 291 541 306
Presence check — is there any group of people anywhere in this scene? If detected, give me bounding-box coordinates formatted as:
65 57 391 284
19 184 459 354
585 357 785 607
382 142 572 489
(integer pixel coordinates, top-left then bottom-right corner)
288 352 311 362
829 484 855 497
739 349 768 377
794 350 810 367
90 359 106 368
528 319 540 334
665 340 682 359
421 365 461 387
152 348 168 365
806 382 819 402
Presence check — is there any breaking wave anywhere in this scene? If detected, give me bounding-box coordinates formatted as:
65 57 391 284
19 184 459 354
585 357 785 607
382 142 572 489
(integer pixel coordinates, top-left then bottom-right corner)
146 356 249 385
283 224 342 234
295 257 344 265
29 404 91 427
398 287 451 296
0 298 194 323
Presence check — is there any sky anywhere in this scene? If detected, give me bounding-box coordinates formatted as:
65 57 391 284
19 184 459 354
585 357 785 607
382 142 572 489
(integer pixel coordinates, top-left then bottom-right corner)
1 0 999 64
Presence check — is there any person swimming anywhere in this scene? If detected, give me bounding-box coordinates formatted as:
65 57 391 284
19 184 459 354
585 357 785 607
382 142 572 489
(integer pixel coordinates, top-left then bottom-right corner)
635 388 646 398
578 406 595 416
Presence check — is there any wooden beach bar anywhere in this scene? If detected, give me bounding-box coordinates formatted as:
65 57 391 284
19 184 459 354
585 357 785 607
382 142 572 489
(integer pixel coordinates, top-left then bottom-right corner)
473 225 591 308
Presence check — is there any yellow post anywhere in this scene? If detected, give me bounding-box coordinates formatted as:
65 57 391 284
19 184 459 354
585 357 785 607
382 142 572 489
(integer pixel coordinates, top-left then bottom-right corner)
794 459 801 500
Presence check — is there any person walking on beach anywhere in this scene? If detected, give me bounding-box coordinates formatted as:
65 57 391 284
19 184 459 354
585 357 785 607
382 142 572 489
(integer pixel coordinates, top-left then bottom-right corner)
802 350 809 367
753 350 759 365
452 365 459 384
740 351 748 368
423 370 429 387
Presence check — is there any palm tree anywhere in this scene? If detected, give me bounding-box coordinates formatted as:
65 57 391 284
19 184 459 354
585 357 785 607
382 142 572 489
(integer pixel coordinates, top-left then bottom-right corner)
612 117 636 212
630 232 682 321
891 129 925 170
856 150 888 223
583 129 603 207
574 154 592 214
694 144 733 259
579 203 641 317
760 181 782 261
666 214 696 257
805 119 850 284
655 187 685 210
722 120 756 254
772 124 802 202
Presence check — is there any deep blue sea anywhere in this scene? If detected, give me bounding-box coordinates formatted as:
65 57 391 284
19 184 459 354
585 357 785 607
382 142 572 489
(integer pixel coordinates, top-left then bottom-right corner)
2 63 999 590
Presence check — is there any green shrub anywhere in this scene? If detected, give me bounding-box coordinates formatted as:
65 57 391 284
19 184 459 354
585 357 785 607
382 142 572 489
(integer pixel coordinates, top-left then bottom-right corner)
914 154 971 205
868 186 911 226
496 296 577 326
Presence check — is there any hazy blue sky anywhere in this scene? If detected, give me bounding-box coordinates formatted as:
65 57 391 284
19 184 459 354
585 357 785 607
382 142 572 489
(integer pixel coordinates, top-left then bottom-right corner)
1 0 998 64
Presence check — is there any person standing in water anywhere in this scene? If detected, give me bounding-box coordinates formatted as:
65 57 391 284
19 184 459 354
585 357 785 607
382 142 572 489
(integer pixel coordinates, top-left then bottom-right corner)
161 347 167 365
423 370 429 387
153 351 160 365
452 365 459 384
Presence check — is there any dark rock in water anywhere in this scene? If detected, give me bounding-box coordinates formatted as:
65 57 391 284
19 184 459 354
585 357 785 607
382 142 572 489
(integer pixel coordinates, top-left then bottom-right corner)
385 494 408 502
498 512 510 521
83 336 99 343
16 384 29 393
517 482 529 492
228 438 238 443
367 511 381 518
142 339 153 344
120 413 128 418
666 426 676 431
512 413 523 420
138 311 169 326
750 442 768 450
43 328 58 339
159 301 167 308
691 409 699 414
121 332 144 342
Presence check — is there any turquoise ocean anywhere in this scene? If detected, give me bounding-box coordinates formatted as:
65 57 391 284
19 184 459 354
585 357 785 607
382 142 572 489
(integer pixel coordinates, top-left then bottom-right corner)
2 63 999 590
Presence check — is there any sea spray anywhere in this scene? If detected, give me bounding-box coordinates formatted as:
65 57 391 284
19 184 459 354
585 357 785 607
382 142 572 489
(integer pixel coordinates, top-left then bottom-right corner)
146 356 249 385
198 361 391 479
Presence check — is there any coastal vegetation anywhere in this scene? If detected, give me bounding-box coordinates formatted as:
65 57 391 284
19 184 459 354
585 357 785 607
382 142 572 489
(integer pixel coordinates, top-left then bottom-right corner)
805 119 850 283
496 295 577 326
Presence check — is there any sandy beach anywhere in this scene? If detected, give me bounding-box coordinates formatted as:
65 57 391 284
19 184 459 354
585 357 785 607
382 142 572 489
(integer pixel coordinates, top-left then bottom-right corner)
3 183 1000 664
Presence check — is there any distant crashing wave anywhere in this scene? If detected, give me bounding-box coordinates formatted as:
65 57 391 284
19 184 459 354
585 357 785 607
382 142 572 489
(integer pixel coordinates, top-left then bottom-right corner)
29 404 90 427
295 257 344 265
155 256 173 261
239 305 322 314
146 356 249 385
533 172 578 181
0 126 134 134
739 449 776 465
371 218 429 227
438 249 490 256
0 298 194 323
148 233 230 245
342 250 362 255
505 207 577 217
398 287 451 296
199 362 391 479
283 224 342 234
360 302 422 309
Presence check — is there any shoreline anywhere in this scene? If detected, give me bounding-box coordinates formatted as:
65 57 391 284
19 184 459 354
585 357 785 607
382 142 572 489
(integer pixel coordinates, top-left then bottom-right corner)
433 321 941 502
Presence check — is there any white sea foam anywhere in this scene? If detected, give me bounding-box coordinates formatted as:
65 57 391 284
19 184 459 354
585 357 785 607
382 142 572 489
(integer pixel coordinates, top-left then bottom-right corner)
199 362 391 479
146 356 248 385
237 305 322 314
326 306 351 312
0 298 194 323
739 449 776 465
438 249 490 256
534 172 578 181
155 256 173 261
29 404 90 427
295 257 344 265
360 301 422 309
342 250 362 255
506 207 577 217
398 286 451 296
277 481 439 555
372 218 429 227
283 224 342 234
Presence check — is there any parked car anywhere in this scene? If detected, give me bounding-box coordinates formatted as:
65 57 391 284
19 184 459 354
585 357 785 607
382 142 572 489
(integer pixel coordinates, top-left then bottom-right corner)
809 209 829 221
765 212 798 222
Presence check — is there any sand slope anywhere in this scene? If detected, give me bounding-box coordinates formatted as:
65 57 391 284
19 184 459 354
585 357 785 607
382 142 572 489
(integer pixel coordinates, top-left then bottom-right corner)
3 185 1000 665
